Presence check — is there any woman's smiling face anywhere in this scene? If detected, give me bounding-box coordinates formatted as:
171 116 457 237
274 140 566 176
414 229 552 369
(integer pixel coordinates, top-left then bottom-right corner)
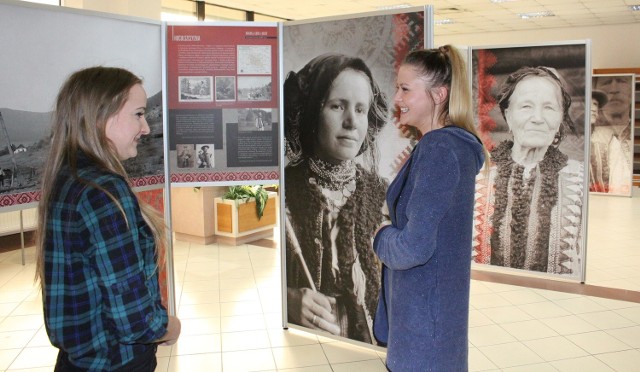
394 65 437 135
314 69 372 164
105 84 150 161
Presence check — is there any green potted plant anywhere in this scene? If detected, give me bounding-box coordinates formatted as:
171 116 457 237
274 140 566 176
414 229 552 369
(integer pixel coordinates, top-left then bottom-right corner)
222 185 270 220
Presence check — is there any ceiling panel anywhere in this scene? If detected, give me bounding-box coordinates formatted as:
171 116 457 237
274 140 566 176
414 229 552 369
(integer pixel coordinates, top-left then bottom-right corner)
205 0 640 35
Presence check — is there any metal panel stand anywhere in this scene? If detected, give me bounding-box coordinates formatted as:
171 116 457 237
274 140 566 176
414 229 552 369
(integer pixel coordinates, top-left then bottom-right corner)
20 209 25 265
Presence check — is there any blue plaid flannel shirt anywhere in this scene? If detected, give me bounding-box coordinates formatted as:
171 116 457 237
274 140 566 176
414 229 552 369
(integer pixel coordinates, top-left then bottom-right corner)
43 159 168 370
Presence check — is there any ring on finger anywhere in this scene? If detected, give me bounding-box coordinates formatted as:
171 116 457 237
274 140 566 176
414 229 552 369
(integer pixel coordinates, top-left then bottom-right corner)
312 314 317 325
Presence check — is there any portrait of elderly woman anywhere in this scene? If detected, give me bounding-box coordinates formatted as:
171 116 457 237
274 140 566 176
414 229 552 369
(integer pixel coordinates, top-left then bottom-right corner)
474 65 585 276
284 53 388 343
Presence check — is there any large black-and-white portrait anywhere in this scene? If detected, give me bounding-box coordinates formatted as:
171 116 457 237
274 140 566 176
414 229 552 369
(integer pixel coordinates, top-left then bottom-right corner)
283 10 426 345
471 43 588 281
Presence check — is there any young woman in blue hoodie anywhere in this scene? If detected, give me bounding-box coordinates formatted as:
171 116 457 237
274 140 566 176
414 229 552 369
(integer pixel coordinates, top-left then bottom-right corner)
373 45 488 371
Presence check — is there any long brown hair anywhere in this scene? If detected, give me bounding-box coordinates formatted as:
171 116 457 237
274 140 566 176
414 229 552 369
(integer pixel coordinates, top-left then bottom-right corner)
35 66 166 286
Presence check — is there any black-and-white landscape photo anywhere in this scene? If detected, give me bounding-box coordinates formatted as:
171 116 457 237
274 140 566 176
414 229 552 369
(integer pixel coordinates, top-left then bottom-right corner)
0 2 163 206
237 76 272 101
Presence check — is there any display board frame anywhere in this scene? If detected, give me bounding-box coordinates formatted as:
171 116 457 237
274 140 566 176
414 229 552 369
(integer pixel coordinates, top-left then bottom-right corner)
0 0 164 210
163 21 281 189
280 6 432 349
590 73 635 197
470 40 591 283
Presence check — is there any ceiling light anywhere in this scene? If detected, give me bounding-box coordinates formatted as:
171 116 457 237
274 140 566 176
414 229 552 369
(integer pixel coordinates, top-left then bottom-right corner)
377 4 411 10
629 5 640 11
518 11 555 19
435 19 455 25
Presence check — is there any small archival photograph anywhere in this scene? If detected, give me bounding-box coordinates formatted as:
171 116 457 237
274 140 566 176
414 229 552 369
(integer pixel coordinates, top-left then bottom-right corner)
238 108 273 132
179 76 213 102
237 76 272 101
176 144 196 169
195 144 215 169
215 76 236 102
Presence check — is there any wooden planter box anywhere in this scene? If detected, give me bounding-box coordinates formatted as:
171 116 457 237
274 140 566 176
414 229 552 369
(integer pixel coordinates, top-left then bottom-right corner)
171 187 217 245
214 192 278 245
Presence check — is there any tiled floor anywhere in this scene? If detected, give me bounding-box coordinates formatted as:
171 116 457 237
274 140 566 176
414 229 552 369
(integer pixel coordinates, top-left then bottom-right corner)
0 188 638 371
584 189 640 291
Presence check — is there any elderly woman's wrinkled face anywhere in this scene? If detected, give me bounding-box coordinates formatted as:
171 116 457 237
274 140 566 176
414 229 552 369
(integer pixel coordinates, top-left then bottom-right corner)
314 69 372 164
505 76 563 150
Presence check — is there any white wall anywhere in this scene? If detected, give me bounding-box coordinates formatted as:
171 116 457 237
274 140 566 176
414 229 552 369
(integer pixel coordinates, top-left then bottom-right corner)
437 22 640 69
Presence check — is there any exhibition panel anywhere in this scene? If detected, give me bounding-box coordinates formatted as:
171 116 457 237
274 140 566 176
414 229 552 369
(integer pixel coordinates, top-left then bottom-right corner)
164 22 280 186
281 7 430 347
471 42 590 283
0 1 164 209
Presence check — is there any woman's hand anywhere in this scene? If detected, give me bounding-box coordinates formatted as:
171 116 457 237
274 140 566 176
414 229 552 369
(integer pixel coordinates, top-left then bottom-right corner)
157 315 181 346
287 287 340 335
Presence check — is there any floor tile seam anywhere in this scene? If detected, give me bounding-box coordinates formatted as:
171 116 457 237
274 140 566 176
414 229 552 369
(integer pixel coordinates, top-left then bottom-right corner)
560 327 635 338
522 334 593 355
218 285 260 292
471 270 640 303
476 304 538 313
601 328 640 349
611 309 640 324
511 306 571 320
474 341 546 369
477 321 564 345
266 344 331 370
513 346 589 365
469 338 520 349
561 337 635 355
592 351 639 372
574 312 640 330
173 332 223 355
500 323 563 342
593 297 640 311
0 304 21 322
329 358 387 369
476 345 555 371
583 343 637 356
219 344 274 355
553 307 618 317
0 290 33 304
0 324 42 334
320 343 380 365
173 246 192 310
475 317 537 327
4 346 24 372
0 326 41 350
223 348 277 372
491 295 552 306
248 252 275 320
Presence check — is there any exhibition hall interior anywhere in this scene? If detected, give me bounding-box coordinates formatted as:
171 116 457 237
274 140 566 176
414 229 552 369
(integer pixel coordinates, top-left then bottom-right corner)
0 0 639 370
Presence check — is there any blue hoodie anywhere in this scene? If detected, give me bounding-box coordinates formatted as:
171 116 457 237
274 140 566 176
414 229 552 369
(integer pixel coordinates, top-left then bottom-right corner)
373 125 485 371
